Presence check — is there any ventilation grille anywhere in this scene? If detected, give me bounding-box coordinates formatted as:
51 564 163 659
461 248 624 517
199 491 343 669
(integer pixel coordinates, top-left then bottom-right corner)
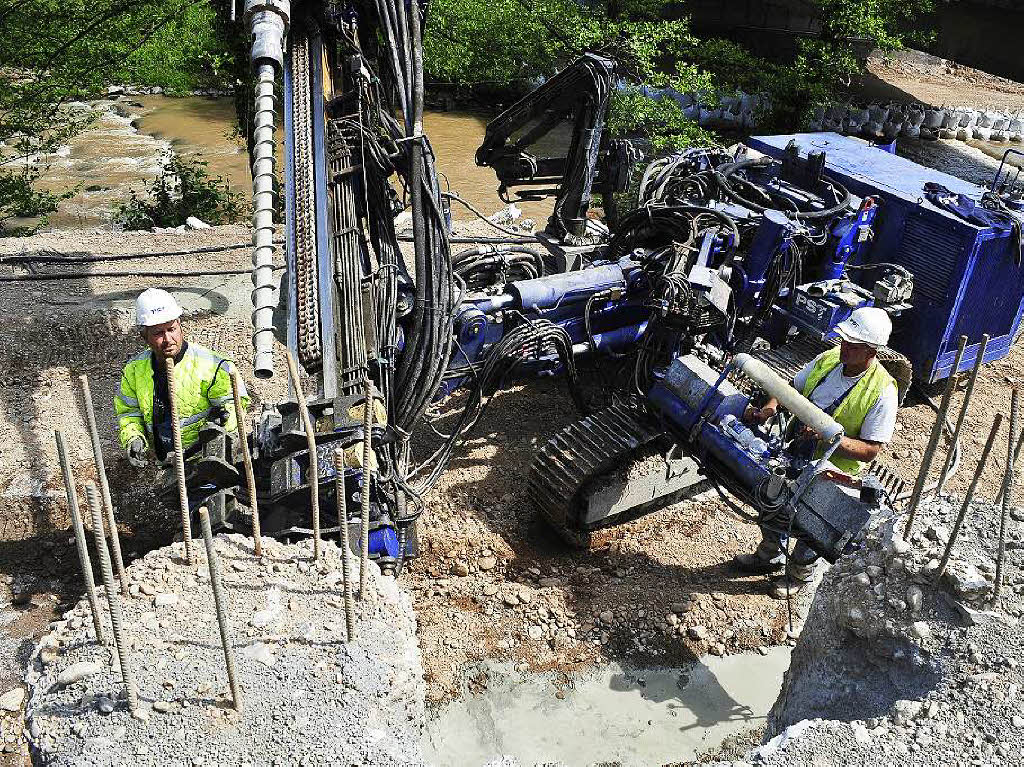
893 214 965 305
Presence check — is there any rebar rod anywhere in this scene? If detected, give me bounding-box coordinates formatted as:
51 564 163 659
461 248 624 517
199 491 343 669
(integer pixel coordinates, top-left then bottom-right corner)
285 349 320 559
79 374 129 594
994 428 1024 506
904 335 968 538
994 389 1019 599
937 334 989 496
85 482 139 712
359 376 374 597
333 448 355 641
55 430 106 645
199 507 243 710
165 356 195 564
230 369 261 557
934 414 1002 584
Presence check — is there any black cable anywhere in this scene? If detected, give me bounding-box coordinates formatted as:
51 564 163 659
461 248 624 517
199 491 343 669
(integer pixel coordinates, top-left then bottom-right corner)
0 266 285 282
0 239 286 265
399 234 541 245
442 191 531 237
714 157 852 221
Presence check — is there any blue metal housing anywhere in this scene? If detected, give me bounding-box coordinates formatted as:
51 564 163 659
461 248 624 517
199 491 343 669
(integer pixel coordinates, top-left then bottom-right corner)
748 132 1024 383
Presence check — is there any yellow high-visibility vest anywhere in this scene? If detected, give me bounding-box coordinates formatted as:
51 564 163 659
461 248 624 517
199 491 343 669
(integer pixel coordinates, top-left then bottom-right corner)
801 346 896 476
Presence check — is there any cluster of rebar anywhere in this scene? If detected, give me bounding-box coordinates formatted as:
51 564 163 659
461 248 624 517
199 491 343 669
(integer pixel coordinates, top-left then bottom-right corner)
897 335 1020 604
56 361 374 716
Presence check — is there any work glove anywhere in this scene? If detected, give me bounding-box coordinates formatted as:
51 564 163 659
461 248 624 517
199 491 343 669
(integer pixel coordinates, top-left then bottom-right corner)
126 437 148 468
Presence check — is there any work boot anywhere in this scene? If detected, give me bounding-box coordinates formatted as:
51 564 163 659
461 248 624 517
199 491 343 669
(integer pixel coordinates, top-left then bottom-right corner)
768 563 815 599
731 543 784 575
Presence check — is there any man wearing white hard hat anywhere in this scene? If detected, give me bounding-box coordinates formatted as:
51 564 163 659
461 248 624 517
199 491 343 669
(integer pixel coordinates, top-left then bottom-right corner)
115 288 249 468
734 306 898 598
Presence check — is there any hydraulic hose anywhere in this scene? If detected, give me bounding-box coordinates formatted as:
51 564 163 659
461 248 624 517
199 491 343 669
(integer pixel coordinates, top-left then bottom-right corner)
714 156 852 221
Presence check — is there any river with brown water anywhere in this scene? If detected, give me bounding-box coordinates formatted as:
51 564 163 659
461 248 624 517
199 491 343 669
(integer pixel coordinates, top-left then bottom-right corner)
10 94 1021 232
15 96 553 231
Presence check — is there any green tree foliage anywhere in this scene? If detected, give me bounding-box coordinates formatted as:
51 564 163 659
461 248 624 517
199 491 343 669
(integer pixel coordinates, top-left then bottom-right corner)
0 0 240 234
116 154 245 230
424 0 935 147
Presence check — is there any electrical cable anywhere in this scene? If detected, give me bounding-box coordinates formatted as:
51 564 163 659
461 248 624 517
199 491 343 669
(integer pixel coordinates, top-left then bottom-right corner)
0 240 286 265
0 266 285 282
442 191 532 237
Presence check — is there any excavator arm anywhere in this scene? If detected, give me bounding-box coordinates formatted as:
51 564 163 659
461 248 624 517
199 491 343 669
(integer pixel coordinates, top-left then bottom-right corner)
475 53 636 243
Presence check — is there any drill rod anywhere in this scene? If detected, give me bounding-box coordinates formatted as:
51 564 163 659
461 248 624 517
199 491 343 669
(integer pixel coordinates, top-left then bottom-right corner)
55 430 106 644
285 349 321 559
230 368 261 557
165 356 195 564
904 335 968 538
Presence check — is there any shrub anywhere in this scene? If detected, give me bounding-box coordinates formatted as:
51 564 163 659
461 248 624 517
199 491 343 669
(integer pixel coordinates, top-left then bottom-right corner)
117 154 245 230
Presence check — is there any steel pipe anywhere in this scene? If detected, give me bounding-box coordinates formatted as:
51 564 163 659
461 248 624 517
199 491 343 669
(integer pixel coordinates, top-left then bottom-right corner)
359 376 374 598
933 413 1002 585
250 62 279 379
245 0 289 378
166 357 195 564
994 389 1019 599
285 349 320 558
230 369 261 557
937 334 989 496
85 482 139 712
55 431 106 645
79 374 129 594
333 449 355 641
904 335 968 538
199 507 243 710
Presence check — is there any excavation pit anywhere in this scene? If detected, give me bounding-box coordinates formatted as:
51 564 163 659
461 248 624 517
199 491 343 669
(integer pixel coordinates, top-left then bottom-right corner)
422 650 791 767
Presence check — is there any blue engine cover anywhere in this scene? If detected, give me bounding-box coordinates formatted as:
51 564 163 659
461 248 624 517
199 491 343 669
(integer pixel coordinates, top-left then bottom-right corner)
749 132 1024 382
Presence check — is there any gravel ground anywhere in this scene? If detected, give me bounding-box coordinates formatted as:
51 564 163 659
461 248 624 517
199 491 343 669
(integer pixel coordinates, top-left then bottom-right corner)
712 493 1024 766
21 535 424 766
859 48 1024 110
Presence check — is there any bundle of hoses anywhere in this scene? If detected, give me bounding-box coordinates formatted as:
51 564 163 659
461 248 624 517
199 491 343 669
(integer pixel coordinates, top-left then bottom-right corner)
452 245 545 291
364 0 457 439
411 319 589 492
607 205 740 262
713 156 852 221
549 57 611 242
637 148 733 207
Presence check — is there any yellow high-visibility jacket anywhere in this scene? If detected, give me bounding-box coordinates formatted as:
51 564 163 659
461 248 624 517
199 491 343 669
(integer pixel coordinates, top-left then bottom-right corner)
801 346 896 476
115 343 248 453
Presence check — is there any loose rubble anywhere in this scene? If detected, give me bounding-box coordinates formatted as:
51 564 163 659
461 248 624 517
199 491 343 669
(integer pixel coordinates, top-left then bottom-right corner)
727 494 1024 766
22 535 425 766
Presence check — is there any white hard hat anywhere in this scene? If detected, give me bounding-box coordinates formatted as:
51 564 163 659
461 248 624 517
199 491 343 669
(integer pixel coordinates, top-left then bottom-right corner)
135 288 182 327
834 306 892 348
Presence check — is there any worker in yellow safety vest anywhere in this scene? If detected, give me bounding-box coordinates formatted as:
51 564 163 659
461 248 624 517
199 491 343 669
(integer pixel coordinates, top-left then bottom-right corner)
733 307 898 598
115 288 249 468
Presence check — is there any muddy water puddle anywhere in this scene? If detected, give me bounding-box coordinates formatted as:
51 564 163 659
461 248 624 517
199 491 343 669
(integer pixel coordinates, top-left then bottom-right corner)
423 648 791 767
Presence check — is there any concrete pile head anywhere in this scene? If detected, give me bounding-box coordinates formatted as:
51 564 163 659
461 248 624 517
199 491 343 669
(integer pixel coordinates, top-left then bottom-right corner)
22 534 426 766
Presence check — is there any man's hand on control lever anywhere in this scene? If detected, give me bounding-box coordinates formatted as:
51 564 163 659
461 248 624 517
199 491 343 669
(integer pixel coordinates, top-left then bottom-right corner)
743 397 778 427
